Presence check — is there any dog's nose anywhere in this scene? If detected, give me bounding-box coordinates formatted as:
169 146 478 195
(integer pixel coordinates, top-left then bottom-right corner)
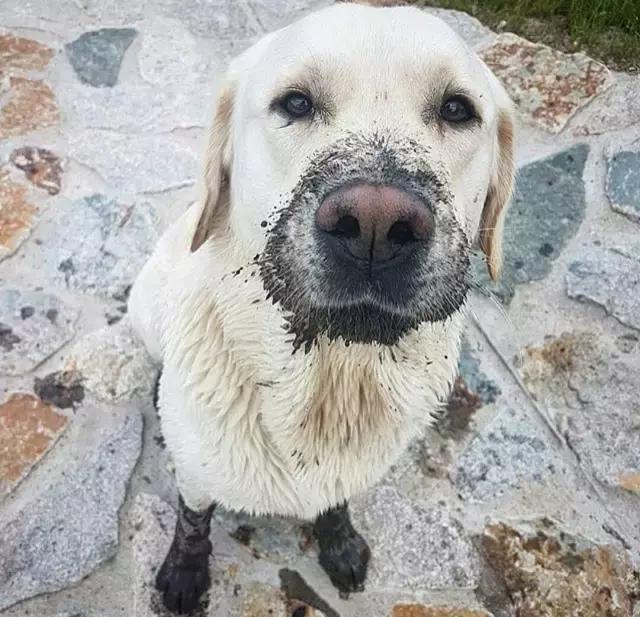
316 184 434 263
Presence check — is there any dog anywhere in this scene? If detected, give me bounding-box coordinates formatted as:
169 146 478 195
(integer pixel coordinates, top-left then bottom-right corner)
128 3 515 613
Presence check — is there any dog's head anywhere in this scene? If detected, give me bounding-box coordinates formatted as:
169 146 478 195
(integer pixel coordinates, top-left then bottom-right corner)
192 4 515 350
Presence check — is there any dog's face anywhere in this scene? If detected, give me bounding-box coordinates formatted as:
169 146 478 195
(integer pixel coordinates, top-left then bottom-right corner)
193 4 515 350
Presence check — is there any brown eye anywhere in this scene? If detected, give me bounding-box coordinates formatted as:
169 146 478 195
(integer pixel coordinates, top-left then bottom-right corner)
279 91 313 119
441 96 475 123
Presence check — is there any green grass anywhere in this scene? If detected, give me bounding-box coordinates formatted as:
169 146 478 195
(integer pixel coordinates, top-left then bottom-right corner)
415 0 640 71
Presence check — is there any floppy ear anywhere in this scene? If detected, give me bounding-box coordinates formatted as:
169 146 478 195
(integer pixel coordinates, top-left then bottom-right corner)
478 84 516 281
191 80 235 252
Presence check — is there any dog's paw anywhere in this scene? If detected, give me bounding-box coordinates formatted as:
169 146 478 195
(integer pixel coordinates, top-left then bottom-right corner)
317 529 370 596
155 555 210 614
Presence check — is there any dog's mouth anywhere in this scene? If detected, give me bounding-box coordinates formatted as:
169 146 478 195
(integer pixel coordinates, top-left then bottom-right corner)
259 133 471 351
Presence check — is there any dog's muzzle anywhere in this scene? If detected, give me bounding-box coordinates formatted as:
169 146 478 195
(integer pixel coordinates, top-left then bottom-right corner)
259 133 470 350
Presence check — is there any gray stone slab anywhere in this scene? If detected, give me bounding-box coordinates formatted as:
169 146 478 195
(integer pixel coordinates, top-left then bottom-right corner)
452 405 562 502
246 0 332 31
168 0 260 40
58 80 212 133
45 194 158 297
567 244 640 331
423 7 495 49
575 74 640 136
66 320 157 403
474 144 589 304
520 331 640 492
66 28 137 88
69 131 198 194
0 289 78 376
59 18 215 134
137 17 210 87
606 150 640 224
0 407 142 610
351 485 479 591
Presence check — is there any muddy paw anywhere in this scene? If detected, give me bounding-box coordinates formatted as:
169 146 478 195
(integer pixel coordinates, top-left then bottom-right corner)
317 529 371 595
155 555 210 614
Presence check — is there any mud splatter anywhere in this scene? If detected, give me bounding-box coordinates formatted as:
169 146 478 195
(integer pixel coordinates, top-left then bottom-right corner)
34 370 85 409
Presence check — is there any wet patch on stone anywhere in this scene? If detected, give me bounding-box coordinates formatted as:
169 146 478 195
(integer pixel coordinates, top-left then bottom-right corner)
46 194 157 297
0 77 60 139
606 150 640 224
65 28 137 87
392 605 490 617
441 377 482 438
0 169 37 261
439 339 500 438
410 437 455 480
481 34 610 133
0 289 78 376
34 370 85 409
279 569 339 617
0 32 54 71
478 521 639 616
351 485 479 590
519 331 640 491
216 507 309 564
474 145 589 304
567 244 640 331
452 405 561 502
10 146 63 195
0 393 68 497
0 408 142 610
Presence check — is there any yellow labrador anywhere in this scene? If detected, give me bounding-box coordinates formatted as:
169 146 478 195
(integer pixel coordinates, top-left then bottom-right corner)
129 3 514 612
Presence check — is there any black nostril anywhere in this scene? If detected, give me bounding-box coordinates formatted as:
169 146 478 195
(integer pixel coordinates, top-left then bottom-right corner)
387 221 416 245
331 215 360 239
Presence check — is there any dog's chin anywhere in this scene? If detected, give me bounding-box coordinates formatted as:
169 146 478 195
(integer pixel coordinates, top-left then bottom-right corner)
279 288 467 352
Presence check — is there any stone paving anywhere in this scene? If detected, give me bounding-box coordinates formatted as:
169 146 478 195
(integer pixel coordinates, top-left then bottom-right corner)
0 1 639 616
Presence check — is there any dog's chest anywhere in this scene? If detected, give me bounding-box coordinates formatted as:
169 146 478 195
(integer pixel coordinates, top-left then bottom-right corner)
165 282 460 516
265 349 397 465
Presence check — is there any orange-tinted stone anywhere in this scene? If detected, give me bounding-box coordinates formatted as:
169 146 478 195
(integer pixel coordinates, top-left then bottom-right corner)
619 472 640 494
482 34 610 133
393 605 490 617
481 523 638 617
0 393 68 496
0 169 37 259
0 33 54 71
0 77 60 139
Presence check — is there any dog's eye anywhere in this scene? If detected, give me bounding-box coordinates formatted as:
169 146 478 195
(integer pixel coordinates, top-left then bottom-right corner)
279 91 313 119
440 96 475 124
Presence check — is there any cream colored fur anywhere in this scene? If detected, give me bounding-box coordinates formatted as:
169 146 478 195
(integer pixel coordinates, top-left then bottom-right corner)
128 4 514 518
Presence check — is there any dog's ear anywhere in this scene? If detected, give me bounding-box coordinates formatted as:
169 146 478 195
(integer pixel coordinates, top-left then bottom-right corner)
478 74 516 281
191 80 235 252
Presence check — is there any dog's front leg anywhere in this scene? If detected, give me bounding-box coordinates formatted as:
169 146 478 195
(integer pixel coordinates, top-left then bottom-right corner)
314 501 370 597
156 495 216 614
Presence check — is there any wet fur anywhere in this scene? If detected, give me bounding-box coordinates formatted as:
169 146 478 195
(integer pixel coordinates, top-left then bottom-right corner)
128 2 514 524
